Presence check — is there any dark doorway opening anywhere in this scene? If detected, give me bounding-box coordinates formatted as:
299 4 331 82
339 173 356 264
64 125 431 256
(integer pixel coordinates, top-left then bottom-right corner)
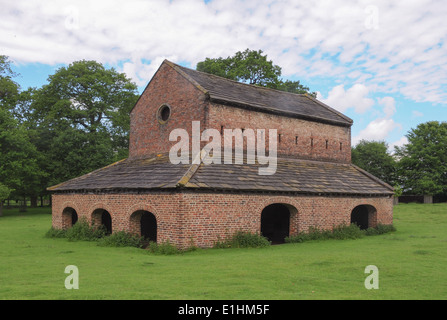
261 204 291 244
71 211 78 226
351 205 370 230
63 207 78 228
140 211 157 242
101 211 112 234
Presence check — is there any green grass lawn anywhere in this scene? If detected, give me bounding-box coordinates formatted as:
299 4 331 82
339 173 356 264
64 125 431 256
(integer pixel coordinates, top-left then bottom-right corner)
0 203 446 300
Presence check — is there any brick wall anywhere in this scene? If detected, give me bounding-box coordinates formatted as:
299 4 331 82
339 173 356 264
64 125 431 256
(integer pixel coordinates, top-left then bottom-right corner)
52 192 393 249
129 62 208 159
208 103 351 163
128 63 351 163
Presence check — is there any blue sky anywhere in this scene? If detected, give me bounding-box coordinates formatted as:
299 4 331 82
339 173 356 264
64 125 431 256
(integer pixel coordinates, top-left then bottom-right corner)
2 0 446 151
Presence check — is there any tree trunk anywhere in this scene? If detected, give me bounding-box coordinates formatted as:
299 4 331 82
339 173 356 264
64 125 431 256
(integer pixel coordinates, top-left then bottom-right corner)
30 195 38 208
0 201 3 217
19 196 27 212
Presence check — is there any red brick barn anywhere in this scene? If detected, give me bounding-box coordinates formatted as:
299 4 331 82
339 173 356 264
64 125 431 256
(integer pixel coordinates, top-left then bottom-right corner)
48 60 394 248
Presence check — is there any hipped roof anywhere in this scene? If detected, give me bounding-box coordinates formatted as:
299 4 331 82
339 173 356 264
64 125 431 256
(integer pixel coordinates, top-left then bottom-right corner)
48 60 391 195
48 153 394 196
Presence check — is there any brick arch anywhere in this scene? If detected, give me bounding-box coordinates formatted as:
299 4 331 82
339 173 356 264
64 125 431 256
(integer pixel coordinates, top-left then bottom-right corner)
86 202 114 217
254 197 302 216
126 203 160 220
126 203 160 237
350 204 378 229
61 205 79 230
60 201 80 216
255 197 302 241
87 203 115 233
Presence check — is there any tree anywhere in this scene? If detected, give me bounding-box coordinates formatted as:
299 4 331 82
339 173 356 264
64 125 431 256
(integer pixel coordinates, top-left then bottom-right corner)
395 121 447 196
0 55 20 109
196 49 316 96
0 107 43 207
30 60 139 186
34 60 138 135
0 183 11 217
351 140 397 186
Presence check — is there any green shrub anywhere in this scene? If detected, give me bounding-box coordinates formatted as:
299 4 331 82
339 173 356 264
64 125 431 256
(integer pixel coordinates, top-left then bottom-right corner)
213 231 270 248
65 219 107 241
365 224 396 236
97 231 144 248
231 231 271 248
285 226 333 243
45 227 67 238
331 223 365 240
286 223 396 243
146 241 180 255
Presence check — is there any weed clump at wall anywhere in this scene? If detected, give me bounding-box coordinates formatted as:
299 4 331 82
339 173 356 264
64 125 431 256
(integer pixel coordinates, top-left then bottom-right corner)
285 223 396 243
65 220 107 241
365 224 397 235
45 218 106 241
97 231 144 248
146 241 181 255
45 219 141 247
214 231 271 249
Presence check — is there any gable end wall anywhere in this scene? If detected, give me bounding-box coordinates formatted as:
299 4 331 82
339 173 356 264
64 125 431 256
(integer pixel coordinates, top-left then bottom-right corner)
129 63 209 159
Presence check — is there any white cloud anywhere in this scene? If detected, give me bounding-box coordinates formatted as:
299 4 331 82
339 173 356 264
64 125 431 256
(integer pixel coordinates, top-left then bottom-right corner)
1 0 446 104
389 136 409 154
352 118 401 145
378 96 396 118
317 84 375 113
391 136 408 148
351 95 401 145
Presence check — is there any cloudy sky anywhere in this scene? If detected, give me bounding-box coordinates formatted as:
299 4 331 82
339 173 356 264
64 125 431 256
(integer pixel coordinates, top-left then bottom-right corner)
2 0 446 150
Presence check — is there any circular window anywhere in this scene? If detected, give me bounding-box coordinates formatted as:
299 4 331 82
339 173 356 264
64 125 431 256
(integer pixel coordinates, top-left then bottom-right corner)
157 104 171 124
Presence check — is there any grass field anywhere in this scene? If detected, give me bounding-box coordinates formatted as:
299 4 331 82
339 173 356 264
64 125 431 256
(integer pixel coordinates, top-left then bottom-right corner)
0 203 446 300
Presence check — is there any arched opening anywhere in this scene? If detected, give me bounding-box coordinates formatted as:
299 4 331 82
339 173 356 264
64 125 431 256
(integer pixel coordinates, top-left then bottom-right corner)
72 211 78 226
92 209 112 234
141 211 157 242
261 203 293 244
351 205 376 230
130 210 157 242
62 207 78 229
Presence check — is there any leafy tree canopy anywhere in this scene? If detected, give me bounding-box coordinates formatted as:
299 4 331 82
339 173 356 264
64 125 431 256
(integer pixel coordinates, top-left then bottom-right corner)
196 49 316 96
351 140 397 186
395 121 447 195
34 60 138 134
26 60 139 187
0 55 20 108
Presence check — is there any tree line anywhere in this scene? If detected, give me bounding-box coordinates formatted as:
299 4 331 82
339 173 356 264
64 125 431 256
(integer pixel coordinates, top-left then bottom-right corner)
1 50 446 215
352 121 447 200
0 55 139 214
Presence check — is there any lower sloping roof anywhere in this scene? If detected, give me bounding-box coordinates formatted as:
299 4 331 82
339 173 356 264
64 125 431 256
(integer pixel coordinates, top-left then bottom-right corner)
48 153 394 196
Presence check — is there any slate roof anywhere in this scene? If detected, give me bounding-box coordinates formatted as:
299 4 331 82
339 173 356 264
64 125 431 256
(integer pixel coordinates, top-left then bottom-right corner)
48 61 391 196
48 153 394 196
165 60 353 127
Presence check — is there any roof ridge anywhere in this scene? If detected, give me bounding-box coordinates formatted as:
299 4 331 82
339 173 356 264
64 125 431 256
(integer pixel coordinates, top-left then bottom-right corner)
174 60 311 98
170 60 352 127
176 149 207 187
